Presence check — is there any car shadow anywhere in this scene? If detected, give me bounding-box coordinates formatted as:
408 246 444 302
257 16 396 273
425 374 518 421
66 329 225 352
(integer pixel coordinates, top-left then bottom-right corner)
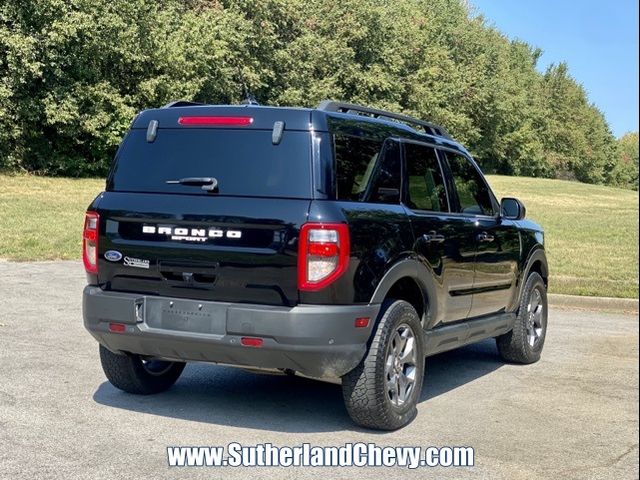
92 339 503 433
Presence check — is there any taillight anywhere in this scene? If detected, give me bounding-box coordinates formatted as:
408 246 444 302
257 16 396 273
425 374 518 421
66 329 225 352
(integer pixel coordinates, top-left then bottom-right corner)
83 211 99 274
298 223 350 291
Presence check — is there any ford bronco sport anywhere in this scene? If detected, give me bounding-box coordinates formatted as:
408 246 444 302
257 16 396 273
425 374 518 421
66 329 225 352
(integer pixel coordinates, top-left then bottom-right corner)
82 100 549 430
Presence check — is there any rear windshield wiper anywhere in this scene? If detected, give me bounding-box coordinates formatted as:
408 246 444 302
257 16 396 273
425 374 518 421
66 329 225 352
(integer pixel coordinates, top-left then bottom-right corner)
165 177 218 192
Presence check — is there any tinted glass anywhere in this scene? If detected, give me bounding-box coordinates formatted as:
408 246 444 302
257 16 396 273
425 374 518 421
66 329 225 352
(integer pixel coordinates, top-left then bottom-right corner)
404 143 448 212
444 152 494 215
334 135 401 203
367 141 402 203
109 129 312 198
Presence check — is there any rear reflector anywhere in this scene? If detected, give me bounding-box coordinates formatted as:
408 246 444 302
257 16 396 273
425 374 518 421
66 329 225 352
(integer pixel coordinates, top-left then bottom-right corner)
240 337 264 347
108 323 127 333
178 116 254 126
355 317 370 328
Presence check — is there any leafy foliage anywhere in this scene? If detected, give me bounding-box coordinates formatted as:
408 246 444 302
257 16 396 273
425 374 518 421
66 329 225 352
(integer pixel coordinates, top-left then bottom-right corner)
0 0 637 189
610 132 639 190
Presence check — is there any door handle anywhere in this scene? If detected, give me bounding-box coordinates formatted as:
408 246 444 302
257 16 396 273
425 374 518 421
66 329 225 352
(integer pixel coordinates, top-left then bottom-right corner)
477 232 495 243
422 232 446 243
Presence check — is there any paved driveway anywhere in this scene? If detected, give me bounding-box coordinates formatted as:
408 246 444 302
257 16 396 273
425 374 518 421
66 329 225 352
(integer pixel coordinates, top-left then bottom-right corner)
0 261 637 479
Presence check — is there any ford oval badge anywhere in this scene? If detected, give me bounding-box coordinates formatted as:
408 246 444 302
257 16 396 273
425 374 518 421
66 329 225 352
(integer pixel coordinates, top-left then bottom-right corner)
104 250 123 262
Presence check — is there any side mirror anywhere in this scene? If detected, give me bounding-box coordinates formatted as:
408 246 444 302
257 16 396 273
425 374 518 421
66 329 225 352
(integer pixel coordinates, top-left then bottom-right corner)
501 197 526 220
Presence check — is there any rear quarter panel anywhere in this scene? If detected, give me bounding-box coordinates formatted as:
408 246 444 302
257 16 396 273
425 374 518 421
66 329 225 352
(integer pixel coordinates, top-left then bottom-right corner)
300 200 415 304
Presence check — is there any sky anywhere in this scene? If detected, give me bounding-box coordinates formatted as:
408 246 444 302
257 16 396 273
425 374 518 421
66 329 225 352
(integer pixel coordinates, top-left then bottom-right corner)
471 0 639 138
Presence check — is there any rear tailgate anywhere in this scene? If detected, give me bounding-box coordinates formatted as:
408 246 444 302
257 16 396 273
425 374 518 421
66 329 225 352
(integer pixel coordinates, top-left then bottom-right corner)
96 106 313 306
96 193 309 306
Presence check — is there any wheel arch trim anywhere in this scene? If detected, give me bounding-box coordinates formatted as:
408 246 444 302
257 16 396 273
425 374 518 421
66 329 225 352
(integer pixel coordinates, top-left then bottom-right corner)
369 258 438 325
513 247 549 310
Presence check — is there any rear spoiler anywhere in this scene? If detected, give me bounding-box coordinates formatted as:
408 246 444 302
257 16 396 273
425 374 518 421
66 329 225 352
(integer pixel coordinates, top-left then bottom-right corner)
131 105 314 131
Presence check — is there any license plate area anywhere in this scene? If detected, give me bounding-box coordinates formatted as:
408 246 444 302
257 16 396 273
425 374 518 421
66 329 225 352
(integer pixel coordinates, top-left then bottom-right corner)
144 298 227 335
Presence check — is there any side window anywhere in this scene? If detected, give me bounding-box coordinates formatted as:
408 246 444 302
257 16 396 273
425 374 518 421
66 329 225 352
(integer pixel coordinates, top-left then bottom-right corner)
404 142 448 212
366 140 401 203
334 134 401 203
444 152 494 216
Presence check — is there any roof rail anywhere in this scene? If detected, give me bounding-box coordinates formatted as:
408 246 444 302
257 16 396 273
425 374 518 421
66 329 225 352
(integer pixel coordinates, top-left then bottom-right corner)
317 100 451 139
162 100 206 108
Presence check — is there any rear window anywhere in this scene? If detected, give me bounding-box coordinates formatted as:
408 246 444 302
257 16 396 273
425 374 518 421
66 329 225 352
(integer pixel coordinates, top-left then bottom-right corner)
333 134 401 203
109 129 312 198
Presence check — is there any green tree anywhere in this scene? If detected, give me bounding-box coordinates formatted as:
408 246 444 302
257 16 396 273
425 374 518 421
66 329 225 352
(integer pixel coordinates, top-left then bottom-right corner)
0 0 628 187
0 0 257 175
610 132 639 190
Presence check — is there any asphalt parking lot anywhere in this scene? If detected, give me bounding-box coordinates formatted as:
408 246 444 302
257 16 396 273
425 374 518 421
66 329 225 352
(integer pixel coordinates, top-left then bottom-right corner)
0 261 637 479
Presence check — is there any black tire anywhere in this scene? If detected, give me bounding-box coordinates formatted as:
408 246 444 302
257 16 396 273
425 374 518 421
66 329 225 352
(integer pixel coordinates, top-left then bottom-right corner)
99 345 186 394
496 272 548 364
341 300 425 430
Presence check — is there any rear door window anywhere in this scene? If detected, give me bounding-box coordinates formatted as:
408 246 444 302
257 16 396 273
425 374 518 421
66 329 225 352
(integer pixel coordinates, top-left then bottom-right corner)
109 129 312 198
404 142 449 212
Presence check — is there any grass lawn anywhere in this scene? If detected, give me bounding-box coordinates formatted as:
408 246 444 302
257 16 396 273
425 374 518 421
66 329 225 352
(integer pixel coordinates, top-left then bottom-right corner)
0 173 638 298
0 175 104 263
487 175 638 299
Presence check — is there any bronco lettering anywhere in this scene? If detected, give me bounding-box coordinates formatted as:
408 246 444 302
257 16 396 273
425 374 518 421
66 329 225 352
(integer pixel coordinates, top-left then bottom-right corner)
141 225 242 241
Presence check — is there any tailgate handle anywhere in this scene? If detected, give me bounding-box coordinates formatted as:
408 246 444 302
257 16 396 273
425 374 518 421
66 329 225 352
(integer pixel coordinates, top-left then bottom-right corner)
160 270 216 285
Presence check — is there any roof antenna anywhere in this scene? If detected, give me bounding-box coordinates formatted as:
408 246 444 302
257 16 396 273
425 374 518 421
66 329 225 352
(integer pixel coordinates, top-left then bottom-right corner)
237 67 259 106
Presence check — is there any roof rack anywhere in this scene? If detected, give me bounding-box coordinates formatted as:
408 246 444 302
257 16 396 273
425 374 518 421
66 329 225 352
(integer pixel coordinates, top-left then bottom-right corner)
317 100 451 139
162 100 206 108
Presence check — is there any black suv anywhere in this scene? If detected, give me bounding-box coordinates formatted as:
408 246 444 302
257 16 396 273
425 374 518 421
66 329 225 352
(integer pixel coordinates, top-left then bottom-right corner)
82 100 549 430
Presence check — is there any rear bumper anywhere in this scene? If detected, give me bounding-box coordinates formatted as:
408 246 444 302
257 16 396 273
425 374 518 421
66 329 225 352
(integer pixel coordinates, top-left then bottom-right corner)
83 286 379 378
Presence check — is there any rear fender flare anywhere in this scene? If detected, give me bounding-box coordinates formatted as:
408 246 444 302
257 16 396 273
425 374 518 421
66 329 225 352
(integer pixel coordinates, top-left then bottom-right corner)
370 258 438 328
